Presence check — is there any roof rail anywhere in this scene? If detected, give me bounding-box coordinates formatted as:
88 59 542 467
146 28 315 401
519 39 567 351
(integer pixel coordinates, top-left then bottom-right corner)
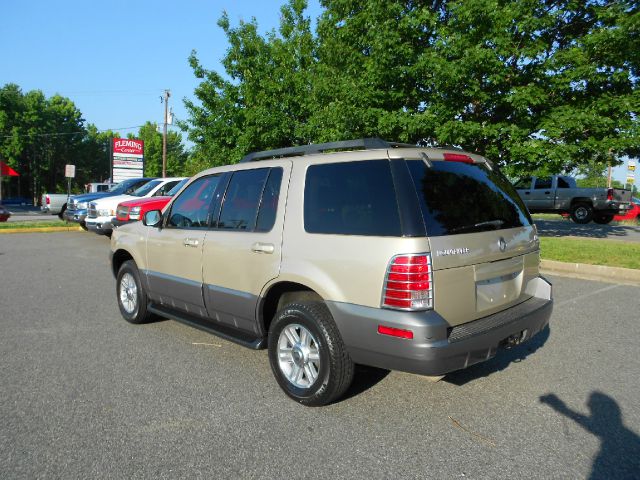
239 138 416 163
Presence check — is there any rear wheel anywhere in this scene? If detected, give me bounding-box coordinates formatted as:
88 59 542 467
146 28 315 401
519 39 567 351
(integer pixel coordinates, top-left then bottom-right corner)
593 214 614 225
116 260 151 324
268 302 354 406
570 203 593 224
58 205 67 220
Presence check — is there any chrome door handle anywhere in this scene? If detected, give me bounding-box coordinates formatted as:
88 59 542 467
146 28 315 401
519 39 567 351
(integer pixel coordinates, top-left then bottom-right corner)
251 242 274 254
183 238 199 247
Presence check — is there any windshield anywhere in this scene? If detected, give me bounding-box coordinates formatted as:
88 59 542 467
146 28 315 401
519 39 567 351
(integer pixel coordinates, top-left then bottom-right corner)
131 180 162 197
406 160 532 237
167 178 189 196
108 178 147 194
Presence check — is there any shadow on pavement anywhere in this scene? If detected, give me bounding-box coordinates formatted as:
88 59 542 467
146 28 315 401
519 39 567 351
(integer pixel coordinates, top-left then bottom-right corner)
444 325 551 386
534 219 640 240
540 391 640 479
339 364 390 402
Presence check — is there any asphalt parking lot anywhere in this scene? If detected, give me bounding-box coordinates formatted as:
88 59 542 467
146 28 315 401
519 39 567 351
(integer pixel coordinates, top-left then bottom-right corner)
1 232 639 479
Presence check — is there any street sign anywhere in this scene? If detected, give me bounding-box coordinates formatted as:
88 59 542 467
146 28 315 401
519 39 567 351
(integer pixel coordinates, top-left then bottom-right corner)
65 164 76 178
628 160 636 172
626 175 635 185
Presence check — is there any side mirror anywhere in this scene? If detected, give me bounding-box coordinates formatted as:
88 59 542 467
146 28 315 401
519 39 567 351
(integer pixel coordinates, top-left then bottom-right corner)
143 210 163 228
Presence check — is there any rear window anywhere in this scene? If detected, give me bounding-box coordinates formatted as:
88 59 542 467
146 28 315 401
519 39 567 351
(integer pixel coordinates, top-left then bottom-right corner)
406 160 532 237
304 160 401 236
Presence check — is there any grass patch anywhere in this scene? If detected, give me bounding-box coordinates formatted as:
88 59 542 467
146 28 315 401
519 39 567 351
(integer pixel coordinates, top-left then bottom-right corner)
0 220 68 229
540 237 640 270
531 213 566 221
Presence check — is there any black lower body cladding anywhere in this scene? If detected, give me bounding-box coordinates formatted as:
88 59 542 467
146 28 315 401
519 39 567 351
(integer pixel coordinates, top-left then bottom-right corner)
327 276 553 377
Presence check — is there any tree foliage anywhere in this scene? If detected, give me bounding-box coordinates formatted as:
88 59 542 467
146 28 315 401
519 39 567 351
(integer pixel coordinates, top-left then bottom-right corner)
185 0 639 177
131 122 188 177
0 84 189 202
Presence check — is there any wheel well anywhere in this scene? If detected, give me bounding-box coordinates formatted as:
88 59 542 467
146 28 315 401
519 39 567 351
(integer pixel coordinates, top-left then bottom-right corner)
260 282 323 337
111 249 134 277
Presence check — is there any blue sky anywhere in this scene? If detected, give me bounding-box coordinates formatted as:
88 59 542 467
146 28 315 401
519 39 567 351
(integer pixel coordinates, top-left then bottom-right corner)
0 0 321 135
0 0 633 185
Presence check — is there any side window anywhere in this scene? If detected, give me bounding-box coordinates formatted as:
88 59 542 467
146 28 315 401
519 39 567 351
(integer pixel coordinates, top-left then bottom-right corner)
514 177 532 189
304 160 401 236
534 178 552 189
167 175 220 229
557 177 570 188
218 169 270 230
154 181 179 196
256 168 283 232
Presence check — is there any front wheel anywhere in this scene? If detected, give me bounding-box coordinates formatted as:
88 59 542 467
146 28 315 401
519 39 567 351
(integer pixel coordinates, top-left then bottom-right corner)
116 260 152 324
593 214 614 225
570 203 593 224
268 302 354 406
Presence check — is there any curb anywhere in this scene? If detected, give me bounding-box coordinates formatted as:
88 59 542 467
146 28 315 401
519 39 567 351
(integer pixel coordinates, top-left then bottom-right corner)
0 226 84 234
540 259 640 287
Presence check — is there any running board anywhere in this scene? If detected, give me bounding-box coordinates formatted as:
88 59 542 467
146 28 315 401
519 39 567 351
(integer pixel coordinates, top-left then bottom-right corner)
148 304 265 350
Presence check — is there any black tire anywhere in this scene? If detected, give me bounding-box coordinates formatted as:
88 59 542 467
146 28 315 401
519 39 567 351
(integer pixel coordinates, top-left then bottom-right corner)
58 205 66 220
268 302 354 407
570 203 593 224
593 214 614 225
116 260 152 324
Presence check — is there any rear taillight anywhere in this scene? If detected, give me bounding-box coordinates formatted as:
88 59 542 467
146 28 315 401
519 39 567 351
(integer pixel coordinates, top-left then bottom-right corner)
607 188 613 201
46 195 50 205
382 253 433 311
443 152 474 163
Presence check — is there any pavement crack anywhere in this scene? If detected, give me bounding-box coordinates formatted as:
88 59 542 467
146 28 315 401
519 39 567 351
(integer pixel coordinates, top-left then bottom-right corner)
448 416 496 447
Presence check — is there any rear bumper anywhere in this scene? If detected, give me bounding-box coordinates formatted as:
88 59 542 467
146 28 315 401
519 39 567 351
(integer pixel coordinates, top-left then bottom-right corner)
328 276 553 376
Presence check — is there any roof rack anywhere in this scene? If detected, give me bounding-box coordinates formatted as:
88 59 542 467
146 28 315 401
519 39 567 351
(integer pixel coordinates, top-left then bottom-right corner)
239 138 416 163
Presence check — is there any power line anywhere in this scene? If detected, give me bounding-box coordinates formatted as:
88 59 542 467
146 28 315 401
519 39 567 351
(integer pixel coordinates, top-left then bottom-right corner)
0 125 147 139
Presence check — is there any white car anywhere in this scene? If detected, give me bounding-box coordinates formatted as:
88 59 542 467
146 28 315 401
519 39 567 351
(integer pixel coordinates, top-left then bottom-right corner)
86 177 185 235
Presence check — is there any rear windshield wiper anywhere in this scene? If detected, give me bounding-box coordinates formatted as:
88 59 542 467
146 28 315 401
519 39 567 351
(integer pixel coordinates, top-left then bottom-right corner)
449 219 505 234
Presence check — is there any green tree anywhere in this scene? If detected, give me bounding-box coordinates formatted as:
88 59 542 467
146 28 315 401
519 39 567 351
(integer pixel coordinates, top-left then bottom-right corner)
185 0 315 166
131 122 188 177
184 0 639 177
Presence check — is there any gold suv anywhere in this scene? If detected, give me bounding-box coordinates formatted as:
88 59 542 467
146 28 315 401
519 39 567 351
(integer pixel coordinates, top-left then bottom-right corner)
110 139 553 406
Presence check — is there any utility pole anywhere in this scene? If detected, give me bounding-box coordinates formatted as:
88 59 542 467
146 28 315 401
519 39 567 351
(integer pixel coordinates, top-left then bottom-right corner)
162 89 171 178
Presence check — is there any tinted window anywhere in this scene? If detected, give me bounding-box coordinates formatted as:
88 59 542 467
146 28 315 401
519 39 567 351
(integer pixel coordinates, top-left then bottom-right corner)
109 178 150 194
557 177 570 188
406 160 532 237
534 178 552 189
167 178 189 196
153 180 180 196
513 177 531 189
167 176 221 228
218 169 270 230
256 168 283 232
304 160 401 236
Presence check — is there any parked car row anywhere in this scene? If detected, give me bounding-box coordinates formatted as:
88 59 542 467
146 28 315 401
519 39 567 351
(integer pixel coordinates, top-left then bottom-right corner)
62 177 185 236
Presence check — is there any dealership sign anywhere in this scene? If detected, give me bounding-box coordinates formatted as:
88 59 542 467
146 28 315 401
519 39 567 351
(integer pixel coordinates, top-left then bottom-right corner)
113 138 144 182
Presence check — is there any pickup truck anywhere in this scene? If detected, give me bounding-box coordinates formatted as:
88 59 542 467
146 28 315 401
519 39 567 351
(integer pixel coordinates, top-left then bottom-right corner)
40 193 69 218
515 175 632 224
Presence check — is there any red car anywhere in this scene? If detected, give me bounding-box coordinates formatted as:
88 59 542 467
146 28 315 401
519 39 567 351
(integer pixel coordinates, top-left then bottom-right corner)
614 197 640 222
112 178 189 227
